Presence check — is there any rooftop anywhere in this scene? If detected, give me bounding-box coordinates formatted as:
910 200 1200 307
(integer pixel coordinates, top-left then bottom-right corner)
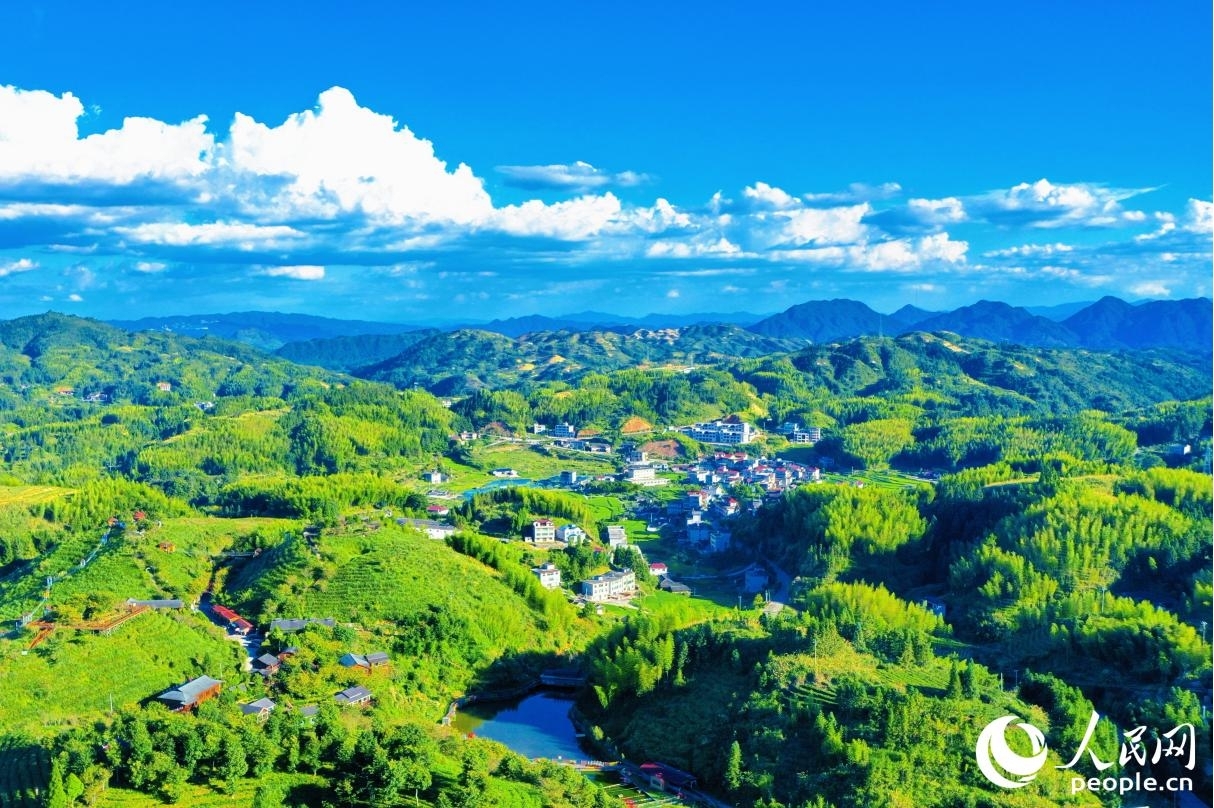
335 686 373 704
159 675 223 705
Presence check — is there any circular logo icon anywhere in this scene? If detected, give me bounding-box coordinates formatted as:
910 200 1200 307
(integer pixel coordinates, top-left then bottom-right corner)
975 715 1049 789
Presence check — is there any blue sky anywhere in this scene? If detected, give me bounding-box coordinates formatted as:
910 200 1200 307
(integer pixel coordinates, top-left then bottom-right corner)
0 1 1209 322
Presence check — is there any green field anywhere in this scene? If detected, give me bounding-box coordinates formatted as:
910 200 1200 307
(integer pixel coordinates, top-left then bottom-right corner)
637 590 732 624
0 611 242 738
468 443 618 484
0 486 72 508
820 468 930 490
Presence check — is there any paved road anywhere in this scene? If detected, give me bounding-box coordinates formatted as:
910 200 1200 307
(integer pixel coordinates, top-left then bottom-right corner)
763 562 795 617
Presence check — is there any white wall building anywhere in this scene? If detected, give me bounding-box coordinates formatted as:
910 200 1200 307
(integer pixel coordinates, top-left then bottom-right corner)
580 570 637 601
685 420 755 445
532 563 562 589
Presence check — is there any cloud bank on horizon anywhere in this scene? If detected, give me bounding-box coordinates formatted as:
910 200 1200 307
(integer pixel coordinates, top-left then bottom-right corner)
0 83 1209 321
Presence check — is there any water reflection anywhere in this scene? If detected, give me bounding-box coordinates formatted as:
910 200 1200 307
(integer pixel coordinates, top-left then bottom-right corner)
451 691 585 761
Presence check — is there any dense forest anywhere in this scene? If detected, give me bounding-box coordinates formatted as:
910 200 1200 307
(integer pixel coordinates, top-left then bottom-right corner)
0 312 1208 808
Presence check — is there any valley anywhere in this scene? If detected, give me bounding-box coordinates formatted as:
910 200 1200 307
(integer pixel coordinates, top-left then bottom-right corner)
0 304 1208 808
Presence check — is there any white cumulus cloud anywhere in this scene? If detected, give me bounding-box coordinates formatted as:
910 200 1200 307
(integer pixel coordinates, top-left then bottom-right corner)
0 85 213 184
227 86 493 225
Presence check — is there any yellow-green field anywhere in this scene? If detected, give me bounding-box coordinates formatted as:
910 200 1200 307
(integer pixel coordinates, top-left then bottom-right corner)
0 486 73 508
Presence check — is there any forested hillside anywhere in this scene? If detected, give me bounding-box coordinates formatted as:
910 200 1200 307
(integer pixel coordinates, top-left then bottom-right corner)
0 311 1208 808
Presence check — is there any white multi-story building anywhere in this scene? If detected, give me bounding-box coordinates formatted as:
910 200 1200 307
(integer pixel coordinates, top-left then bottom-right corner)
552 423 577 438
580 569 637 601
685 420 754 445
532 563 562 589
532 519 556 542
557 524 586 544
604 525 628 548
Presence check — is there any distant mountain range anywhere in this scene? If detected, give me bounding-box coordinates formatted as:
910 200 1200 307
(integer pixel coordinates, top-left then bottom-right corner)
107 311 422 351
106 296 1211 359
748 296 1211 352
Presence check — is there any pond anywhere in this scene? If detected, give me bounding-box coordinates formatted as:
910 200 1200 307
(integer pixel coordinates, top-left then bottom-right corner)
451 691 587 761
462 478 536 498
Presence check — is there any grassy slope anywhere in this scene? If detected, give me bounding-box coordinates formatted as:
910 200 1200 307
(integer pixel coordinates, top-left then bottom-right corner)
0 611 243 738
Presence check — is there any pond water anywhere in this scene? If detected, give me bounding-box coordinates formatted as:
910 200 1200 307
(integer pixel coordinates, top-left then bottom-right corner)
451 691 586 761
462 478 536 498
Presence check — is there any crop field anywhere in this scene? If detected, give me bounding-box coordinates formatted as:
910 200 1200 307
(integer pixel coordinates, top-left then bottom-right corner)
0 611 241 738
586 495 626 523
295 527 558 654
821 468 930 490
0 736 47 808
469 443 618 484
0 486 72 508
142 516 298 599
637 590 731 624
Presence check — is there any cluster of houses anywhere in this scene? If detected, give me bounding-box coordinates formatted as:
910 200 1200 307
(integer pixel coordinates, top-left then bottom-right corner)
636 453 817 554
529 423 614 454
683 450 822 493
159 646 390 719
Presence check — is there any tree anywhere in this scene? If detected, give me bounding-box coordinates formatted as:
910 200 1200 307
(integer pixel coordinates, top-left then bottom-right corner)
217 732 248 794
251 782 286 808
724 740 744 793
45 757 69 808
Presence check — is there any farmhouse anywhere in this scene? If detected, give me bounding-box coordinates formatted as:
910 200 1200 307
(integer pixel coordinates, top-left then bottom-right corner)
126 598 183 609
158 675 223 712
557 524 586 543
254 653 281 676
640 762 698 793
212 604 254 635
532 563 562 589
335 685 373 706
603 525 628 548
398 517 457 540
531 518 556 542
341 651 391 671
240 697 276 718
683 419 754 445
659 578 692 595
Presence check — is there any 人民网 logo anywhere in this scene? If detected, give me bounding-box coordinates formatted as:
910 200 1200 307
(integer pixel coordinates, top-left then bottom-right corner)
975 715 1049 789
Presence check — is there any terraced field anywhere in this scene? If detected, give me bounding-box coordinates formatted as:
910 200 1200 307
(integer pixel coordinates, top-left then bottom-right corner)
783 681 839 708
